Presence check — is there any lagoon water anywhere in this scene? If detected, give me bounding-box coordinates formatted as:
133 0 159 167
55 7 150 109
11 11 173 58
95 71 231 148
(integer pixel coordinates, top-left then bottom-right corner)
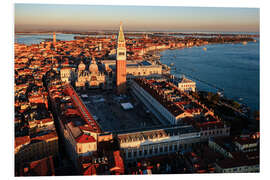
15 33 81 45
160 41 260 111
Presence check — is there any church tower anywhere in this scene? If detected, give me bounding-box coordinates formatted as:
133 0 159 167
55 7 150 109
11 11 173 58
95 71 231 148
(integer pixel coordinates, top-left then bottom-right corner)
116 21 127 94
53 32 56 48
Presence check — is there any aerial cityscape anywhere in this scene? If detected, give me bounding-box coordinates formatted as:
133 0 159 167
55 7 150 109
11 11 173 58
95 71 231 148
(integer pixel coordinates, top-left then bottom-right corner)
14 4 259 176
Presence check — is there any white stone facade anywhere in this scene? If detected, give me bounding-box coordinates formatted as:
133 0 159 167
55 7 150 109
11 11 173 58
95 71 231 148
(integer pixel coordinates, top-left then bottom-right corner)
118 126 200 160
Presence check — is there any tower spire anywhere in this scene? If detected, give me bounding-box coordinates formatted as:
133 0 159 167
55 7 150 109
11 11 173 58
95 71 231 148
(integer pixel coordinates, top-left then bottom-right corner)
118 21 125 43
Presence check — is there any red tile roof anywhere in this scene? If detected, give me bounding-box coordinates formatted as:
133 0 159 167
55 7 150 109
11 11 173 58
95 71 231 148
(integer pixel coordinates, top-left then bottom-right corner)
64 84 101 133
31 131 58 142
83 164 96 175
76 134 96 143
28 156 55 176
15 136 30 148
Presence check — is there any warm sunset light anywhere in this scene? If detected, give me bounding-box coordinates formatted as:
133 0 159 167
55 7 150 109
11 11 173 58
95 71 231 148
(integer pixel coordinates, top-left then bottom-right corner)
15 4 259 32
14 3 260 177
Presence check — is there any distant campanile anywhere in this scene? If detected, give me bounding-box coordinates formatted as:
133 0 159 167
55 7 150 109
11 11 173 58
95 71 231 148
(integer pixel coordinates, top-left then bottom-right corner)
116 21 127 94
53 32 56 48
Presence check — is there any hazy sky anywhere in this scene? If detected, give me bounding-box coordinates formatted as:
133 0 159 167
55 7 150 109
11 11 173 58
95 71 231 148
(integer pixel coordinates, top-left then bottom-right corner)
14 4 260 32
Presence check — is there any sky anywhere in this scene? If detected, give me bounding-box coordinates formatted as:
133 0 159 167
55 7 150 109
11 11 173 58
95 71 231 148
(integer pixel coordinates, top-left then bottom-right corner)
14 4 260 32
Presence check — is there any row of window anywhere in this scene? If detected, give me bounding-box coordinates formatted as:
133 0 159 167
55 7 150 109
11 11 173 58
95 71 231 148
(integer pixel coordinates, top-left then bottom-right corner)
223 166 256 173
129 70 160 76
180 84 195 88
201 129 229 136
126 144 176 158
124 143 193 158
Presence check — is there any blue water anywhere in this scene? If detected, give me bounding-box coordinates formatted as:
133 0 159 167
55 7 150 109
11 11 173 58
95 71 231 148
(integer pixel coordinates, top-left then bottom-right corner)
160 41 260 111
15 33 84 45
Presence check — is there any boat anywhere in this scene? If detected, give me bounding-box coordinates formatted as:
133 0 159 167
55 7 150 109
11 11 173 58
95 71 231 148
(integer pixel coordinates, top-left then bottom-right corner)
203 47 207 51
170 63 174 66
242 41 248 45
217 91 224 97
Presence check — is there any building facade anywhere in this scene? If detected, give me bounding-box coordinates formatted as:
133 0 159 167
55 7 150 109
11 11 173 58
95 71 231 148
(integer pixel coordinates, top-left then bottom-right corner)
60 67 75 83
15 132 59 165
48 83 101 170
117 125 200 161
75 58 106 89
126 61 162 80
174 75 196 92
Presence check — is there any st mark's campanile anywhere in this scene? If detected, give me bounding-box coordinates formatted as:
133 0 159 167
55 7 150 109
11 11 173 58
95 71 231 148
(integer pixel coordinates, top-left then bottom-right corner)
116 21 127 94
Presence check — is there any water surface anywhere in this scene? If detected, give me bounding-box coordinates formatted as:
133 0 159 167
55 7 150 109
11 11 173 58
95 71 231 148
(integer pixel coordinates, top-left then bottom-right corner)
160 41 259 111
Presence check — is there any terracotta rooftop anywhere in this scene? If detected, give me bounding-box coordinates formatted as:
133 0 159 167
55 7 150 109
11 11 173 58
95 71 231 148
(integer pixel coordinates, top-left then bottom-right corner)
63 84 101 133
31 131 58 142
76 134 96 143
20 156 55 176
15 136 30 148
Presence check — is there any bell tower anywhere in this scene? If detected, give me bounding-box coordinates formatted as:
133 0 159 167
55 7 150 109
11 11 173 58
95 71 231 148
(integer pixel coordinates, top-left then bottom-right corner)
116 21 127 94
53 32 56 48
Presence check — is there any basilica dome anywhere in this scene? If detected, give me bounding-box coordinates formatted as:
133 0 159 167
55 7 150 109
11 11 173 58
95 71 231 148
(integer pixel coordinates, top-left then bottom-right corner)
89 57 99 74
78 61 86 71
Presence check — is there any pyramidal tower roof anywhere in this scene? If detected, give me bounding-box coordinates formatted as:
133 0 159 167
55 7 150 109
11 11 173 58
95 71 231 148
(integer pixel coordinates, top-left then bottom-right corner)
118 21 125 42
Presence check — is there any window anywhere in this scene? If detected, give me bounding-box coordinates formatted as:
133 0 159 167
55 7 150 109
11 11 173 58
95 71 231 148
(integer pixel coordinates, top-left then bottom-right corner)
128 152 132 158
169 145 173 151
134 151 137 157
174 144 177 150
160 147 163 153
164 146 168 152
144 149 148 155
149 149 153 155
139 150 142 156
155 148 158 154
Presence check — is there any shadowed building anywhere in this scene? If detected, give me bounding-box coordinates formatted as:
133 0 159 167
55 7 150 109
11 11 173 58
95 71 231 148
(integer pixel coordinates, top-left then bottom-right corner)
116 21 127 94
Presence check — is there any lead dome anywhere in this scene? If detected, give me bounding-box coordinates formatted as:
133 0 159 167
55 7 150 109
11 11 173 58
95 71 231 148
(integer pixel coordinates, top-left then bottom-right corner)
78 61 86 71
89 57 99 74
